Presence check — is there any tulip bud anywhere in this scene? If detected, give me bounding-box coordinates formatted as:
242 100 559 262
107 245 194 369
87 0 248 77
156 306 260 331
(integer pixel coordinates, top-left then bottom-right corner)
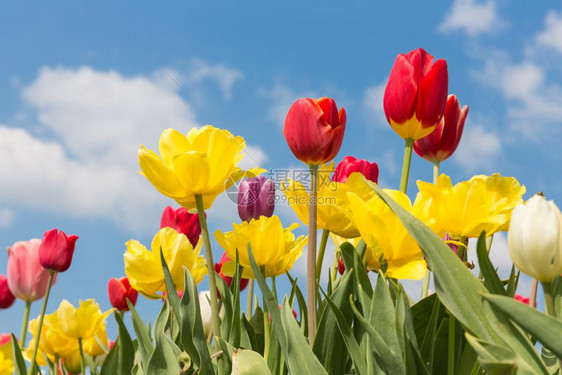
332 156 379 184
0 275 15 309
39 229 78 273
383 48 448 140
7 239 56 302
508 195 562 282
160 206 202 246
337 257 345 275
238 176 275 222
107 277 139 312
199 290 214 338
283 97 346 165
414 95 468 163
215 253 249 292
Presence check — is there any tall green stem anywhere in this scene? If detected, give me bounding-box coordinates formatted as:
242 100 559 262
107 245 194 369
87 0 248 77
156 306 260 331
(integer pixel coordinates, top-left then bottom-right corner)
195 194 223 372
246 279 254 317
421 161 440 299
20 301 32 348
433 161 440 184
315 230 330 291
448 315 456 375
28 270 55 375
530 278 538 309
542 282 556 317
307 164 319 346
78 338 85 375
399 138 414 194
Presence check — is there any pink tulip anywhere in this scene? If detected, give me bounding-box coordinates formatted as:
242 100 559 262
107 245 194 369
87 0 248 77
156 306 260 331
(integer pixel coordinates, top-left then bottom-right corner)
0 275 15 308
7 239 56 302
39 229 78 273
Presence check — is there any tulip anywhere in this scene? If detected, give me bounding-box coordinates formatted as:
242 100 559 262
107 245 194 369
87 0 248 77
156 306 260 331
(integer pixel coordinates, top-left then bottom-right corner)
51 299 111 340
0 276 15 309
0 334 13 375
414 95 468 163
238 176 275 221
214 216 306 279
215 253 249 292
332 156 379 184
107 277 138 312
283 97 346 166
514 294 531 306
337 257 345 275
7 239 56 302
38 229 78 273
160 206 202 246
508 195 562 283
383 48 448 141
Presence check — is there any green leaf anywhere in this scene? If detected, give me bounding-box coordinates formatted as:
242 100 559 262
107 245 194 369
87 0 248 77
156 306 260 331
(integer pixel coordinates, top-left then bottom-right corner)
286 272 308 333
232 348 272 375
127 299 153 367
320 285 368 375
475 232 506 296
371 274 402 358
506 266 519 297
11 333 27 375
101 311 135 375
465 333 517 375
146 333 182 374
483 293 562 358
418 296 443 373
248 244 328 374
340 241 373 299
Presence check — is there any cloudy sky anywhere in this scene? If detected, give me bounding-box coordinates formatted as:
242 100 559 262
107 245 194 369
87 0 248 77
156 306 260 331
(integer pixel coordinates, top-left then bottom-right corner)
1 1 560 334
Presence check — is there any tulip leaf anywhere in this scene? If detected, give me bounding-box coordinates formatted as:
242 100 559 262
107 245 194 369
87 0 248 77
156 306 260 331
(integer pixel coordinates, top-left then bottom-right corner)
320 283 368 375
240 313 259 352
146 331 182 375
11 333 27 375
475 232 506 296
286 272 308 333
482 293 562 358
247 244 328 375
465 333 518 375
506 265 519 297
365 180 548 373
101 311 135 375
340 241 373 298
127 299 153 368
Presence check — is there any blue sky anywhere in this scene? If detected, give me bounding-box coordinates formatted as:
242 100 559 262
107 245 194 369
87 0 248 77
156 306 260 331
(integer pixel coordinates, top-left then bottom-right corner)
1 0 561 336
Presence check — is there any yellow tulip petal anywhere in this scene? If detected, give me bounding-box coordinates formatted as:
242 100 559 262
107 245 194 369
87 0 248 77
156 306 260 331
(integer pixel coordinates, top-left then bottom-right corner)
172 151 211 192
159 128 190 166
138 146 186 198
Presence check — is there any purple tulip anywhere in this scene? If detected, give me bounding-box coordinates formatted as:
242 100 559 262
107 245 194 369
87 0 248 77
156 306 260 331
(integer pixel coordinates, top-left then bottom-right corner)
238 176 275 221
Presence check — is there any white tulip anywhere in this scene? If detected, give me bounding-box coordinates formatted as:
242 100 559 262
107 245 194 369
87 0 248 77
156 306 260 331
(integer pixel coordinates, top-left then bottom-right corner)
198 290 213 338
508 195 562 282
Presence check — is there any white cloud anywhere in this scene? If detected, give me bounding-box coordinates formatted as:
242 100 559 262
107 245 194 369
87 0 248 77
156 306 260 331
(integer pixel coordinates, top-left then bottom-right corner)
1 66 266 234
186 59 244 100
361 83 387 126
453 124 501 172
439 0 504 37
259 84 316 128
536 10 562 53
0 209 14 228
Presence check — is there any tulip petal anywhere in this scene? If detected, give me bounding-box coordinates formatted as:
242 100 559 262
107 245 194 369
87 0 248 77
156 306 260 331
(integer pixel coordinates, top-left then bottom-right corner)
172 151 211 193
159 128 191 167
383 54 418 124
138 146 186 198
416 58 448 129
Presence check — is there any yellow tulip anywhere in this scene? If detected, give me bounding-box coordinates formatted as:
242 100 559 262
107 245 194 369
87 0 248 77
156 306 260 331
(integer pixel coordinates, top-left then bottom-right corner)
138 126 265 211
0 336 12 375
214 215 306 278
416 174 525 238
82 322 109 357
282 172 375 238
124 227 207 298
62 350 82 374
347 189 427 280
51 299 111 340
26 314 77 361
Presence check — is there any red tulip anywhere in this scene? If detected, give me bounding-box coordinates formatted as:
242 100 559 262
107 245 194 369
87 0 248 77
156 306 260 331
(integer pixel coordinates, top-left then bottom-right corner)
383 48 448 140
107 277 139 312
332 156 379 184
414 95 468 163
7 239 56 301
160 206 202 246
38 229 78 273
0 275 15 309
283 97 346 165
337 257 345 275
0 333 10 345
215 253 249 292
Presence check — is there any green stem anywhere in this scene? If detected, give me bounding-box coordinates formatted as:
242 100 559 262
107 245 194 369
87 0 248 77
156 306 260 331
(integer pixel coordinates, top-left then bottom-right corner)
448 315 455 375
78 338 85 375
420 271 430 299
262 267 271 361
307 164 319 346
331 250 339 285
246 279 254 317
542 282 556 317
433 161 440 184
399 138 414 194
20 301 32 348
53 354 59 375
195 194 223 373
315 230 330 291
28 270 55 375
530 278 538 309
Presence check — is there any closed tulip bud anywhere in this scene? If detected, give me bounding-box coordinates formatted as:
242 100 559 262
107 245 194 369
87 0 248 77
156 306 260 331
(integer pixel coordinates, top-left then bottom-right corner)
508 195 562 283
107 277 138 312
414 95 468 163
238 176 275 221
215 253 249 292
283 97 346 166
332 156 379 184
7 239 56 302
383 48 448 140
337 257 345 275
0 275 15 309
39 229 78 273
160 206 202 246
